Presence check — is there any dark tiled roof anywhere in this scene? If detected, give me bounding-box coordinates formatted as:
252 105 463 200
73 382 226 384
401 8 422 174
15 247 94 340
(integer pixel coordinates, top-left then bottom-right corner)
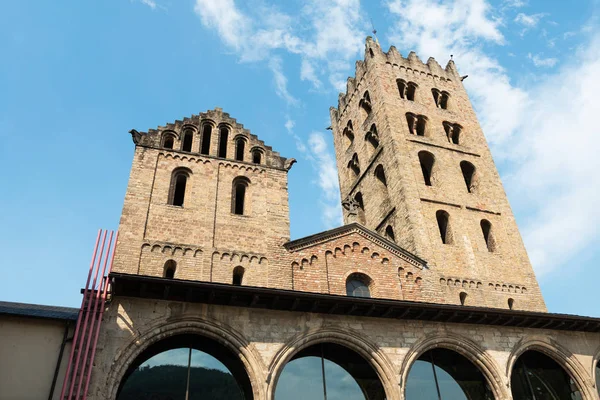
0 301 79 321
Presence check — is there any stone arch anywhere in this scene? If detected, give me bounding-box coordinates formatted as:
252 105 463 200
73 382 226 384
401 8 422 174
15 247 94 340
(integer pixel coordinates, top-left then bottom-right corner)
591 345 600 396
400 333 507 399
266 327 399 400
105 317 266 400
506 336 595 399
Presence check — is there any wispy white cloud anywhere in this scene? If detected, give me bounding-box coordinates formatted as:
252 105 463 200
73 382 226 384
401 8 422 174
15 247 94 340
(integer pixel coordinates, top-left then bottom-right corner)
503 0 527 8
386 0 600 277
269 57 298 105
134 0 166 11
528 53 558 68
514 12 546 28
308 132 343 227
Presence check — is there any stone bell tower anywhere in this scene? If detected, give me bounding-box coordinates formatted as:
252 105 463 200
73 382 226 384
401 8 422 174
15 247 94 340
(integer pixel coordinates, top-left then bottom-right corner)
112 107 295 289
330 37 546 311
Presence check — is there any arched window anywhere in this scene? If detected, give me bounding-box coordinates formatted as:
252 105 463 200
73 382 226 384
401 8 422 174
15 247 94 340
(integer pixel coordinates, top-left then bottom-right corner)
116 335 251 400
406 113 426 136
218 126 229 158
181 129 193 152
397 79 407 99
346 273 371 298
481 219 496 252
406 348 494 399
235 138 246 161
418 151 435 186
168 168 191 207
385 225 395 242
374 164 387 187
436 210 453 244
460 161 476 193
354 192 364 212
252 149 262 164
163 260 176 279
343 120 355 147
365 123 379 148
275 343 385 400
359 91 372 115
508 298 514 310
432 89 450 109
406 82 417 101
232 177 250 215
444 122 462 144
232 266 244 285
162 134 175 149
348 153 360 176
511 351 582 400
200 124 212 155
459 291 467 305
440 91 450 109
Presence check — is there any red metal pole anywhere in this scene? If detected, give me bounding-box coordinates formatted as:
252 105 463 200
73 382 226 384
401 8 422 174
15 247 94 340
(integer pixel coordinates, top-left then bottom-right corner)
68 230 107 399
75 230 114 399
59 230 101 400
82 231 119 400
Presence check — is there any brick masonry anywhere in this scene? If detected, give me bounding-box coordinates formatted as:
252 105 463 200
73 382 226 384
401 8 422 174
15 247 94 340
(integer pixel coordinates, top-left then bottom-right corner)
88 38 600 399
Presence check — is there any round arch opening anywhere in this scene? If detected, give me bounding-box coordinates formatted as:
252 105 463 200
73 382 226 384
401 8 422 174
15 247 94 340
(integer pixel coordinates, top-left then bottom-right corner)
274 342 386 400
116 333 253 400
596 359 600 397
405 348 495 400
510 350 583 400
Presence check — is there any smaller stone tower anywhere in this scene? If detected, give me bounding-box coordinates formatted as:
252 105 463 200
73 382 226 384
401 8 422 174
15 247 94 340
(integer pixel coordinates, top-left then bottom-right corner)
112 108 295 288
329 37 546 311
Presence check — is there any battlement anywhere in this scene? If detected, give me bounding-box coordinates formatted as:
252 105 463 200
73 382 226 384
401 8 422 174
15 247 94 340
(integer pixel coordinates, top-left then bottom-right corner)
330 37 461 122
129 107 289 169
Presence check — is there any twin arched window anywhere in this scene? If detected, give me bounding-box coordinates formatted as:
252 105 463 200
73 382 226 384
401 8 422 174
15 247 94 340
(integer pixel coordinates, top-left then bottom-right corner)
346 273 371 298
443 121 462 144
397 79 417 101
432 88 450 109
343 120 355 147
348 153 360 177
365 123 379 148
406 113 427 136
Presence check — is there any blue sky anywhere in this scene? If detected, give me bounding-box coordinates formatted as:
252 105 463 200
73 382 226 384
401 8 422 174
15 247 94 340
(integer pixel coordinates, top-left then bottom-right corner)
1 0 599 318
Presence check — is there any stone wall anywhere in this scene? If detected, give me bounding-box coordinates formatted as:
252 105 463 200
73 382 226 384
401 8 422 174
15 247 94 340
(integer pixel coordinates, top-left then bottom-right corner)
88 298 600 400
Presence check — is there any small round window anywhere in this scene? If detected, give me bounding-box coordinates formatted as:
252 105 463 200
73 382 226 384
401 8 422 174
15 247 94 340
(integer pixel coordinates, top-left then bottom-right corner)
346 274 371 298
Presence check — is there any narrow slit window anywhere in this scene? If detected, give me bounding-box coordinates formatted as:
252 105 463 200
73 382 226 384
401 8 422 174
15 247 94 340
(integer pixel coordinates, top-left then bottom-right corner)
432 88 440 106
181 130 193 152
201 125 212 155
436 210 452 244
481 219 496 252
232 266 244 285
397 79 406 99
406 113 416 135
406 83 417 101
460 161 476 193
459 291 467 305
235 139 245 161
232 178 249 215
218 127 228 158
416 116 426 136
418 151 435 186
374 164 387 186
164 260 176 279
508 298 514 310
169 170 190 207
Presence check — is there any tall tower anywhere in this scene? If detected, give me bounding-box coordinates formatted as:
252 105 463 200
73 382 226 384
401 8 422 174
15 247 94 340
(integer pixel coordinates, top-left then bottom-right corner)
112 107 295 288
330 37 546 311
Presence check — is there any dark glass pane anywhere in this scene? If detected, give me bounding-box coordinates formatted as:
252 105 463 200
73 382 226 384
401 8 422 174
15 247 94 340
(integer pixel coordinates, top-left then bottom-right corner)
275 356 365 400
511 351 582 400
117 348 189 400
405 359 439 400
406 349 494 400
189 349 244 400
346 279 370 298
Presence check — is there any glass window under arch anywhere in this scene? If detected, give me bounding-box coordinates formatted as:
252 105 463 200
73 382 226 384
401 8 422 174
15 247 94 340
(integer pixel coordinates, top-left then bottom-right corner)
346 274 370 298
116 334 251 400
405 348 494 400
511 350 582 400
275 342 386 400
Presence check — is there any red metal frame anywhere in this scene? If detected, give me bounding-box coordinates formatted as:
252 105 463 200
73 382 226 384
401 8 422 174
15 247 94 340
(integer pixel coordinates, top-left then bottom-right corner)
59 230 117 400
